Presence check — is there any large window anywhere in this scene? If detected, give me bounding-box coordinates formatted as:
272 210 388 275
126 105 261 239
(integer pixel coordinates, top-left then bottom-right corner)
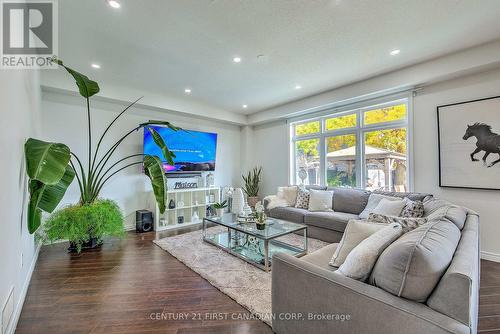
290 99 410 192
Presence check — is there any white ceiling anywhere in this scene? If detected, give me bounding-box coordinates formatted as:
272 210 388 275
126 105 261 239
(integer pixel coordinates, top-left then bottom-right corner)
49 0 500 115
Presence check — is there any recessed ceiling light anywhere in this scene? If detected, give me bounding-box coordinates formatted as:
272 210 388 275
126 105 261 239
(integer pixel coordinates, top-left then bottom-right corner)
242 104 248 109
295 85 302 90
91 63 101 69
390 49 401 56
233 57 242 63
184 88 192 94
107 0 121 8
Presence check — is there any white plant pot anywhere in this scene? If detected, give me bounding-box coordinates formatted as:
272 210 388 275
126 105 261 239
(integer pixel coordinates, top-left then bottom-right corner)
216 208 225 217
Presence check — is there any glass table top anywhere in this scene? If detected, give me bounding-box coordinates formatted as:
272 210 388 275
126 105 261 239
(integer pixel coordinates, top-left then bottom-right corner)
204 213 306 240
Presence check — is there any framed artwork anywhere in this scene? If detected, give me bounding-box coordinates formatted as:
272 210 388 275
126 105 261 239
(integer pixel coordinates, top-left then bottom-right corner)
437 95 500 190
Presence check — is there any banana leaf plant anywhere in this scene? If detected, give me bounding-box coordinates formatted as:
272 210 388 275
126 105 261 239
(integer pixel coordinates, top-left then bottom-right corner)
24 59 178 234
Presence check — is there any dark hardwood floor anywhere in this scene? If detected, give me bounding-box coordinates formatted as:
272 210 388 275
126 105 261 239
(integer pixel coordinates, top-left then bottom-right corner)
15 229 500 334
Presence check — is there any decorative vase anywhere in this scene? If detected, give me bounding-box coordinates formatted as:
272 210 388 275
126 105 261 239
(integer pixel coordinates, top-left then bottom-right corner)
168 199 176 209
232 188 245 213
216 208 224 217
177 216 184 224
247 196 260 208
192 211 200 223
206 173 214 187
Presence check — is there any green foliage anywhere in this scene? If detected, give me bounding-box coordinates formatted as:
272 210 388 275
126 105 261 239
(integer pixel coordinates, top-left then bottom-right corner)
25 139 75 233
143 155 168 213
212 200 228 209
24 60 179 234
55 59 100 98
326 114 356 130
43 199 125 253
295 104 407 158
242 167 262 197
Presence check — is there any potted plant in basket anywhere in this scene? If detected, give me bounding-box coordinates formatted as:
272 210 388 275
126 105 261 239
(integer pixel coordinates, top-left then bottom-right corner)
212 200 228 217
242 167 262 207
25 59 179 252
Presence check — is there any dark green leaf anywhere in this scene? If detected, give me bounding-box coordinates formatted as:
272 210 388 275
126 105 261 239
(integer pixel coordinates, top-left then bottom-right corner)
56 59 100 98
139 120 182 131
37 165 75 213
143 155 167 213
147 127 175 166
25 138 71 184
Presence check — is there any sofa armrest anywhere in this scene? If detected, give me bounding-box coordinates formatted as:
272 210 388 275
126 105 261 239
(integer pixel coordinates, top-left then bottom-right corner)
272 252 470 334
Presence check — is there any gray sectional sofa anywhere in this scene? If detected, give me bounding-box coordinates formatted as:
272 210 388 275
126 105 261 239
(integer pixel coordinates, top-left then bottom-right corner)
264 186 432 243
266 186 479 334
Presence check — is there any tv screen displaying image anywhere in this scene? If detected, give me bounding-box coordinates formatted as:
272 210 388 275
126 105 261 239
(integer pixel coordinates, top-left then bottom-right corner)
143 126 217 172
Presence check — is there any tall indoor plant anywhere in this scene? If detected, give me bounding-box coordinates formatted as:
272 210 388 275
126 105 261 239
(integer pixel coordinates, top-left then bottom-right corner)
25 59 178 250
242 167 262 207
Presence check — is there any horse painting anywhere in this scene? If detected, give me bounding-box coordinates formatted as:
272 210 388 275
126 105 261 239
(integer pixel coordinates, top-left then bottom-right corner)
462 123 500 167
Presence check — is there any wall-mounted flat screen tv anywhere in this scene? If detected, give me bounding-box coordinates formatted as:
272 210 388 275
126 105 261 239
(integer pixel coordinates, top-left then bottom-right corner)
143 126 217 173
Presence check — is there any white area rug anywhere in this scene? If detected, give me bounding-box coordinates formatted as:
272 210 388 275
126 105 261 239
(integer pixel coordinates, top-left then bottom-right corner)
153 227 328 326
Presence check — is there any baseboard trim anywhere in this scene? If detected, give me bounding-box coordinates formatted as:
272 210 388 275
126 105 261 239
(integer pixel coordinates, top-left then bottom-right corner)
481 251 500 263
5 242 41 334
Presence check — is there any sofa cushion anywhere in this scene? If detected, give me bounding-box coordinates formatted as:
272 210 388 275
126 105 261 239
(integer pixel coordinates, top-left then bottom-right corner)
337 223 403 281
277 186 298 206
294 186 310 209
367 213 427 233
305 185 327 191
329 219 387 267
304 211 359 232
308 189 333 212
359 193 402 219
268 206 309 224
332 188 370 214
371 198 406 216
301 243 338 271
373 190 433 202
424 198 467 230
401 198 425 218
369 219 461 302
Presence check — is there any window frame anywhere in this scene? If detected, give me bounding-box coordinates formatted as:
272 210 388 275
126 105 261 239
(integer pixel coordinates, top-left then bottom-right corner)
289 97 412 191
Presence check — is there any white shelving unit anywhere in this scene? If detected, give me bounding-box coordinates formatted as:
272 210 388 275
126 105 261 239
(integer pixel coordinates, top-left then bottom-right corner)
154 187 220 231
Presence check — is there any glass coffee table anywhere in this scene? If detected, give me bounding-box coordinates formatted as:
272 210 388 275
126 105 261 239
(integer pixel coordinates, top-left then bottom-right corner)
202 213 307 272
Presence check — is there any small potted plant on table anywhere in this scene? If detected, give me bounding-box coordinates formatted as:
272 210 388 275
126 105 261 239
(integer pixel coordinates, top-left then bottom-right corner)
254 202 267 230
213 200 228 217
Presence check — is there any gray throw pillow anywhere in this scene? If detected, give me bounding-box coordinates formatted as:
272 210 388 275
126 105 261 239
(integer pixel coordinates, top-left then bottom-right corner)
329 220 387 267
369 219 461 302
294 186 310 209
367 213 427 233
337 223 403 281
401 198 424 218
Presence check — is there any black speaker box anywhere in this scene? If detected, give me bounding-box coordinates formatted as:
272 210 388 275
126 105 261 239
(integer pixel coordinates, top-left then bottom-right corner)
136 210 153 233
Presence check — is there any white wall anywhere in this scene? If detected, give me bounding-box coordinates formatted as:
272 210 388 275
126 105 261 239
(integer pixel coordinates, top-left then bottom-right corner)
41 90 242 229
252 121 289 197
252 66 500 258
0 70 41 334
413 67 500 260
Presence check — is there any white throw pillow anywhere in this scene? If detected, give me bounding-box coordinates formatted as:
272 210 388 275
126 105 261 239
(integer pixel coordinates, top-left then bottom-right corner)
371 198 406 216
359 194 401 219
263 195 290 210
329 220 387 267
277 186 298 206
337 223 403 281
308 189 333 212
